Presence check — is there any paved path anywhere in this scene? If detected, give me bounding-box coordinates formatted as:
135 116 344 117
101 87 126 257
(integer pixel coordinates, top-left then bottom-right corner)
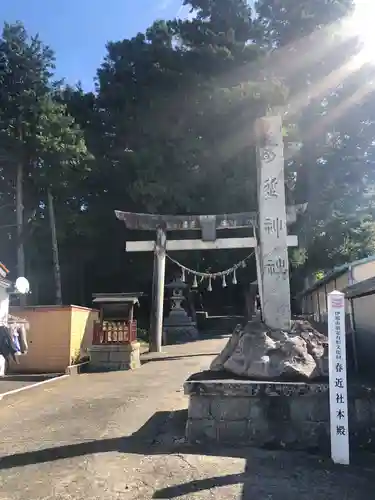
0 337 374 499
0 374 62 394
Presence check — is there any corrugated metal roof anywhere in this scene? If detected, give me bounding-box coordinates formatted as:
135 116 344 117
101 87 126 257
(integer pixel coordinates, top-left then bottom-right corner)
298 254 375 298
297 264 349 298
343 276 375 299
92 293 143 304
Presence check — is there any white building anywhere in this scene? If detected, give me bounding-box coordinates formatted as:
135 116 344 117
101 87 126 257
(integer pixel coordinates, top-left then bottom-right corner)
298 255 375 323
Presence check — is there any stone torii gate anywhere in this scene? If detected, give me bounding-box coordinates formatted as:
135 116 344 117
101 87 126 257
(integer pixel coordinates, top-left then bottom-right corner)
116 115 302 352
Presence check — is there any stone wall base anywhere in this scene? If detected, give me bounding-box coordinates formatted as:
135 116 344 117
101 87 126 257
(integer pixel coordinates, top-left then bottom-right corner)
88 342 141 372
184 375 375 451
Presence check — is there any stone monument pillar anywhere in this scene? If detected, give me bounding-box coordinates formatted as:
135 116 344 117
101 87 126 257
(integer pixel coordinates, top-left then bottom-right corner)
256 115 291 330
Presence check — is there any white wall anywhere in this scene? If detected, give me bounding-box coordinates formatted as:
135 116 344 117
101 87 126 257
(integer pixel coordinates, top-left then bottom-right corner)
352 295 375 331
304 272 349 322
303 262 375 329
0 286 9 325
353 260 375 283
352 294 375 374
335 273 349 291
318 286 327 318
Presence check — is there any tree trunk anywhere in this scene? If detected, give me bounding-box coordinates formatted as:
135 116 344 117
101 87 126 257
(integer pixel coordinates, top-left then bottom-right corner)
47 189 63 305
16 162 26 307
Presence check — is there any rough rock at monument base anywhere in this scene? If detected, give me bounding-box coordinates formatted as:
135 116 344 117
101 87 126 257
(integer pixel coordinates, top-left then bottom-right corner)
210 320 328 381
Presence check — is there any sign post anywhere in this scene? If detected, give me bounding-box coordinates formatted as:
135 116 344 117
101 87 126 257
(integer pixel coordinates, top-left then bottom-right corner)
328 290 350 465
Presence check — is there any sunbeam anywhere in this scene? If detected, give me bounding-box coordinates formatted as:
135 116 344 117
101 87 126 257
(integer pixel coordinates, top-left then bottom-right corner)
348 0 375 62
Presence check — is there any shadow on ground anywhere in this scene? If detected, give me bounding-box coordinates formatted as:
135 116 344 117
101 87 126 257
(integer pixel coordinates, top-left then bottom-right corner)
2 374 61 382
141 353 220 364
0 409 375 499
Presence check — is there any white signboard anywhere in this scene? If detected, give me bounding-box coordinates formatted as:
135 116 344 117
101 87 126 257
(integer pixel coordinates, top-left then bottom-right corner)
328 290 349 465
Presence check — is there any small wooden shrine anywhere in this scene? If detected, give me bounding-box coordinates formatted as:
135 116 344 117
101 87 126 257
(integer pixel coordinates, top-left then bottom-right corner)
92 293 142 345
89 293 143 372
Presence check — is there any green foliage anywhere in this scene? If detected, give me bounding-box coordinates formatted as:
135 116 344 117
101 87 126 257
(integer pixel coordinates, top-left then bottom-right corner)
255 0 354 47
56 1 286 296
255 0 375 281
0 21 91 299
137 328 149 345
0 22 55 166
315 271 324 281
1 0 375 303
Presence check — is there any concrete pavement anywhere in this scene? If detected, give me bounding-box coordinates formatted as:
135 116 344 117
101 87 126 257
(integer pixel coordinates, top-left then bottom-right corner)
0 337 374 499
0 374 63 395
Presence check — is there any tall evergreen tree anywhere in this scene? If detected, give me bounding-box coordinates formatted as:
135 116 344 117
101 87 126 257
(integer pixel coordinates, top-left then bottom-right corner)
66 0 286 298
255 0 375 279
0 22 90 303
0 22 54 283
2 1 374 305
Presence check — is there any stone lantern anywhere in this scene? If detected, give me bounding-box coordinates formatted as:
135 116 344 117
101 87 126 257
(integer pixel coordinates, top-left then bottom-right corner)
163 278 198 344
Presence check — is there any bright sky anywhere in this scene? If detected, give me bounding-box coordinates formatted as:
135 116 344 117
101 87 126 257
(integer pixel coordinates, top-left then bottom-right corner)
0 0 188 89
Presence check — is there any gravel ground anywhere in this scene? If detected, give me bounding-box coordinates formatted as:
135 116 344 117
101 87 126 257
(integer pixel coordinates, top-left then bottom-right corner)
0 337 374 499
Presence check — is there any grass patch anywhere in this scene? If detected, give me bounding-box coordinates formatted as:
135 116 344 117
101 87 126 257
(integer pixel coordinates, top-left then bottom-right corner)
137 328 149 346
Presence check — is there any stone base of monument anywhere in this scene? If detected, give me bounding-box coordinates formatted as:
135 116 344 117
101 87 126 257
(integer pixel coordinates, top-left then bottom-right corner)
184 373 375 451
210 319 329 379
88 342 141 372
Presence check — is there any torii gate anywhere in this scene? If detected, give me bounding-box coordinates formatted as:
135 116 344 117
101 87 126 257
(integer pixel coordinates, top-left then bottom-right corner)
116 115 303 352
115 207 301 352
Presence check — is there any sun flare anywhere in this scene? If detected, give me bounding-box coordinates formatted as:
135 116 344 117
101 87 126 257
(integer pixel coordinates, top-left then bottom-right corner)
350 0 375 60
